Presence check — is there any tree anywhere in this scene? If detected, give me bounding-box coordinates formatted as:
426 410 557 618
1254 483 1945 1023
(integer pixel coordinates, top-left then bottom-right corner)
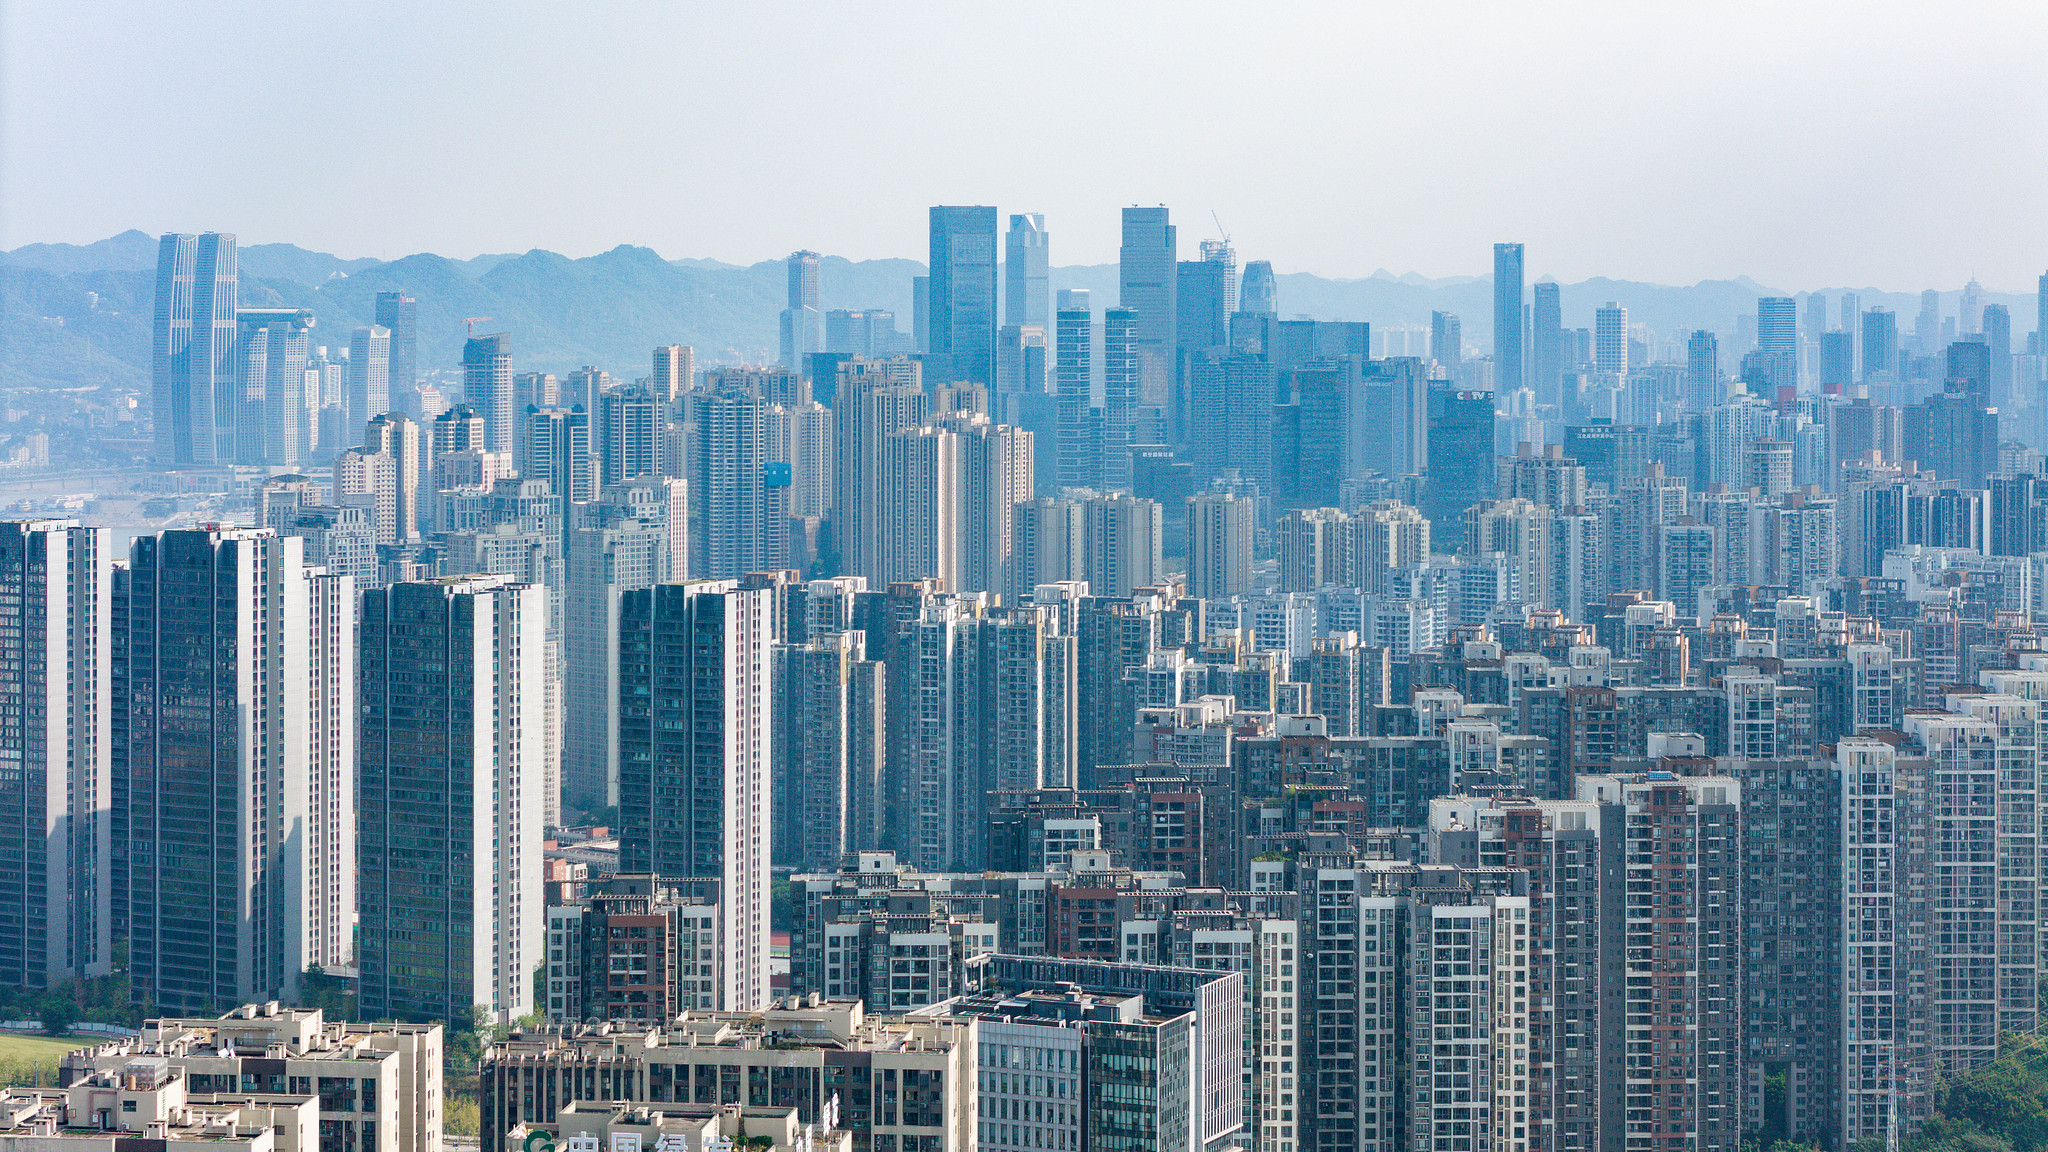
37 994 77 1037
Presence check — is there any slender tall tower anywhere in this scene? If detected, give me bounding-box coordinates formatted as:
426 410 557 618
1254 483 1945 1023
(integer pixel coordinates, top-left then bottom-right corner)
1118 206 1177 406
1493 243 1524 392
464 332 514 453
1100 307 1139 493
1531 282 1563 407
0 521 110 988
1006 214 1050 329
780 251 823 369
347 325 391 446
358 575 544 1026
374 291 417 398
929 206 999 385
1055 291 1095 492
616 581 773 1011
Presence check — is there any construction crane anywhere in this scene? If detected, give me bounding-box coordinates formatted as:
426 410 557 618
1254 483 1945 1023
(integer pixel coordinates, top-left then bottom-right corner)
464 317 492 338
1210 211 1231 245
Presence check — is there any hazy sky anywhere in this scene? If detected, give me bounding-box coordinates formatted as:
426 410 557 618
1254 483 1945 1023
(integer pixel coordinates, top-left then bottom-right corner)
5 1 2045 290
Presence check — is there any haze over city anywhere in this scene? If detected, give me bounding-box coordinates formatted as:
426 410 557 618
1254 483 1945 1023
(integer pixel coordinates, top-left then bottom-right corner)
5 1 2045 287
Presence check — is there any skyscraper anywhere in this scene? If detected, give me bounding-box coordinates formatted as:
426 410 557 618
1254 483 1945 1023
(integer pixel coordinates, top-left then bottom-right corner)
1755 296 1799 392
1185 492 1254 600
1595 301 1629 376
1055 292 1095 493
1239 260 1277 317
1200 237 1239 314
337 412 423 543
118 527 348 1013
616 581 773 1011
599 387 664 484
0 521 110 989
465 332 514 453
374 290 418 399
347 324 391 447
562 497 671 812
1100 307 1139 493
1983 303 2012 406
358 575 544 1026
929 206 999 385
525 406 596 526
780 250 823 369
1531 282 1563 407
1430 311 1463 381
1493 243 1524 391
1118 206 1177 406
688 383 789 579
651 344 693 402
1862 308 1899 381
831 357 926 581
151 232 239 466
236 307 314 466
1005 213 1050 329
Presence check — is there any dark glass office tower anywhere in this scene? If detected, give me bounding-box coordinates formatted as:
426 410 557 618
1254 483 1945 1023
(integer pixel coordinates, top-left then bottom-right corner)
1493 243 1524 393
1006 213 1050 329
358 576 545 1026
374 290 418 397
1426 390 1499 540
616 581 773 1011
1532 281 1563 407
1119 206 1178 406
929 206 999 385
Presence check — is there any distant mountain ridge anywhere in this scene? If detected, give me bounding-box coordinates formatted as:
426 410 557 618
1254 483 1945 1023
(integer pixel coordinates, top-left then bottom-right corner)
2 232 2037 393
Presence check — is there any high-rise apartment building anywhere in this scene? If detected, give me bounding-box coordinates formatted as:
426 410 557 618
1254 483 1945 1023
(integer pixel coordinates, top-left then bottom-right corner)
464 332 514 453
772 631 885 873
688 381 788 579
1532 282 1564 407
0 521 110 989
151 232 238 466
616 581 774 1011
598 387 663 483
1083 494 1163 598
561 492 674 813
1185 492 1254 600
1119 207 1177 405
358 576 544 1025
929 206 999 386
831 357 926 581
1494 243 1524 391
1005 213 1050 329
651 344 693 402
336 412 422 544
117 528 350 1013
1595 301 1629 376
